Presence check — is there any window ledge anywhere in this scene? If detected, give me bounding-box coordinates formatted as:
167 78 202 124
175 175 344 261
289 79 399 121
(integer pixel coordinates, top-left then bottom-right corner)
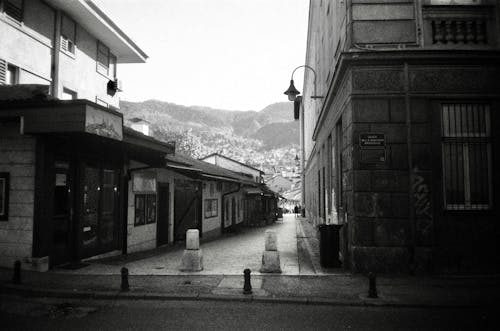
60 48 76 60
0 13 52 48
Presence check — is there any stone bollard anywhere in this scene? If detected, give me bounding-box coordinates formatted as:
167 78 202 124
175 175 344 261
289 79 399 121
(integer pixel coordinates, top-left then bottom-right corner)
121 267 129 291
260 230 281 273
243 269 252 295
180 229 203 271
12 260 21 284
368 272 378 298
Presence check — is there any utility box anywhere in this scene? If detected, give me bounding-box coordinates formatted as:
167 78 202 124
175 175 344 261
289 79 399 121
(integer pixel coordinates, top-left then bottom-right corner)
319 224 343 268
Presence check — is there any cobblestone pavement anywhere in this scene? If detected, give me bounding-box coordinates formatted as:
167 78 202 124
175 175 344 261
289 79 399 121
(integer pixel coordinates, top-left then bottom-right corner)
51 214 303 276
1 214 499 307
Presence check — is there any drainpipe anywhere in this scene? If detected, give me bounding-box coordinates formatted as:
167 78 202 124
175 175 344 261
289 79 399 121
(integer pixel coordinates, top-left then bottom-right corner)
404 62 417 272
50 10 61 98
300 97 306 217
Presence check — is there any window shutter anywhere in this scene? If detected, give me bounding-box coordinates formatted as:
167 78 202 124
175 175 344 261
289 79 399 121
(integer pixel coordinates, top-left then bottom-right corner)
0 59 6 84
4 0 23 22
61 36 69 52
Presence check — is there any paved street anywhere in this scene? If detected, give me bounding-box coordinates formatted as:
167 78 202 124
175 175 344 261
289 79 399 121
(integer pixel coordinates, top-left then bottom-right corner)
54 214 311 276
0 295 496 331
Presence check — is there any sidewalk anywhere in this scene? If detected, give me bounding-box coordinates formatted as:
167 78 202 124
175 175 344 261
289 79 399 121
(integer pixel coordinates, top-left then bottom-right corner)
1 215 499 307
1 267 500 307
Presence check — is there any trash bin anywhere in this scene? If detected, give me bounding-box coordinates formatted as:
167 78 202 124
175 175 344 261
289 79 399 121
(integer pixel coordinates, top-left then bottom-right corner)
319 224 343 268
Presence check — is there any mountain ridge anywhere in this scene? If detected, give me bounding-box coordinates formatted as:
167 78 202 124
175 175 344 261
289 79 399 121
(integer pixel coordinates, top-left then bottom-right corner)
119 99 300 174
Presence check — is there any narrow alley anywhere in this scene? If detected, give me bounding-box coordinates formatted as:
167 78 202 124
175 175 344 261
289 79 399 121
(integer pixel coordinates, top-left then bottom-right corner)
51 214 323 276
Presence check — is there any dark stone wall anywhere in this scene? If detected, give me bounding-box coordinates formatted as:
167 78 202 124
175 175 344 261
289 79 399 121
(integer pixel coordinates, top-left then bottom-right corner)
309 58 500 274
347 63 500 274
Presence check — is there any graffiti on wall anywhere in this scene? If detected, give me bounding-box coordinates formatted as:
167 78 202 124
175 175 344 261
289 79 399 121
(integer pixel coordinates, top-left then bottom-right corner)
412 167 432 237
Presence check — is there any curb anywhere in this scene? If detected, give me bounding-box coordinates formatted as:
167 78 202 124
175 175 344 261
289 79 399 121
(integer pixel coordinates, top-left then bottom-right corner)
1 283 496 308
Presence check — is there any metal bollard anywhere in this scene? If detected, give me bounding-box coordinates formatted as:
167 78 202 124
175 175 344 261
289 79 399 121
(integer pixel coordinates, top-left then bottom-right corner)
243 268 252 295
12 260 21 284
368 272 378 298
121 267 129 291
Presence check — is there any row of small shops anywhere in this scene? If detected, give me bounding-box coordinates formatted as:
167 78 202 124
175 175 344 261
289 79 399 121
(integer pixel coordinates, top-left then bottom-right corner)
0 88 278 271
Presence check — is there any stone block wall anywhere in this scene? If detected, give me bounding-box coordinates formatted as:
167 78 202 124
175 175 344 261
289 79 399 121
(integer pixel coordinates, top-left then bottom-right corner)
0 121 36 269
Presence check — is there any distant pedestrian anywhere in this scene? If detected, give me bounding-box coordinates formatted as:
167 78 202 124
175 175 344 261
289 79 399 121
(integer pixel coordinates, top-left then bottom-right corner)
294 205 299 218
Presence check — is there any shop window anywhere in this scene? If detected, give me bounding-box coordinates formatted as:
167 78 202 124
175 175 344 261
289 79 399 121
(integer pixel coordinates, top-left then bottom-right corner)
135 194 156 226
2 0 23 23
0 173 9 221
441 103 492 210
204 199 218 218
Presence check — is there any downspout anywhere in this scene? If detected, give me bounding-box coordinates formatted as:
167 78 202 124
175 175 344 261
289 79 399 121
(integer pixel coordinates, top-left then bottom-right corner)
404 62 417 273
51 9 61 98
300 99 306 216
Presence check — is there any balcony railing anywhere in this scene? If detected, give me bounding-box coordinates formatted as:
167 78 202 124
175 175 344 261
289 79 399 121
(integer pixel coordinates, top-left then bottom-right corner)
431 19 487 44
422 4 495 47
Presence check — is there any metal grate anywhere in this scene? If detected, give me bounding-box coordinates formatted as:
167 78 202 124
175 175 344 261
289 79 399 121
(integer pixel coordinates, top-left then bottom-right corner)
441 103 492 210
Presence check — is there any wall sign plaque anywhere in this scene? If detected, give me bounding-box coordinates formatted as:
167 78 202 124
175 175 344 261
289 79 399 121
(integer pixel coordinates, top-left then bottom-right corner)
359 133 385 148
359 133 386 164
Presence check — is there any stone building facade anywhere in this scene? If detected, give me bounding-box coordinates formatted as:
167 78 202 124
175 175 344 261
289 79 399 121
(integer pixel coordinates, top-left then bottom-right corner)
301 0 500 273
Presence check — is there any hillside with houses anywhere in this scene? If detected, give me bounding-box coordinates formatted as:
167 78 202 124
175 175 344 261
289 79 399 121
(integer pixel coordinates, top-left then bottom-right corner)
119 100 301 176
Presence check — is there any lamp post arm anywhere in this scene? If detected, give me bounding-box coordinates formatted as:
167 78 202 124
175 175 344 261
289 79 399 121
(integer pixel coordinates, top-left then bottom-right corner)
290 65 319 98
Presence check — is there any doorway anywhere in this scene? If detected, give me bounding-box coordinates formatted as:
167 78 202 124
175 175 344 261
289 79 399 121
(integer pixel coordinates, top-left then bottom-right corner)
157 183 170 246
51 160 74 266
174 179 202 241
80 164 120 259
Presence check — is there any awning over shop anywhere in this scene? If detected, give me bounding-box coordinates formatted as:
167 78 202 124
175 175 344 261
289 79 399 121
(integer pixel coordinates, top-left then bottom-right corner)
1 97 124 141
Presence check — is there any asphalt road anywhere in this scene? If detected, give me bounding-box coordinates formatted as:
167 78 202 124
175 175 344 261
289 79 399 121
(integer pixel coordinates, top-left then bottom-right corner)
0 295 495 331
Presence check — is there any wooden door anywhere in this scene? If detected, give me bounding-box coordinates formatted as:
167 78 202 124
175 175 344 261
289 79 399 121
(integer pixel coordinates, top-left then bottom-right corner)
80 164 119 258
174 180 201 241
157 183 170 246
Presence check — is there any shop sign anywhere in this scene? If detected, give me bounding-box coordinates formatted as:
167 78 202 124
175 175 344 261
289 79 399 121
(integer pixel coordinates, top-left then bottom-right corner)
85 106 123 141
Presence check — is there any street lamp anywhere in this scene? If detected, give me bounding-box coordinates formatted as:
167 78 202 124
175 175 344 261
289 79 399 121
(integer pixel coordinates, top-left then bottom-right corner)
284 65 324 219
283 65 324 101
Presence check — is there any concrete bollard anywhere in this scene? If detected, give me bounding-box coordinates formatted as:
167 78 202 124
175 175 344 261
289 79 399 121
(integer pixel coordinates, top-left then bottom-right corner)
243 269 252 295
180 229 203 272
12 260 21 284
368 272 378 298
260 230 281 273
121 267 129 291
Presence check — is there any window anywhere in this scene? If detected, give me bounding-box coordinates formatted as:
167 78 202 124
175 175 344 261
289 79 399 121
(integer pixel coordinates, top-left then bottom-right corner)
204 199 218 218
0 173 9 221
97 41 116 77
61 87 77 100
1 0 23 22
61 15 76 55
441 103 492 210
0 59 17 85
134 194 156 226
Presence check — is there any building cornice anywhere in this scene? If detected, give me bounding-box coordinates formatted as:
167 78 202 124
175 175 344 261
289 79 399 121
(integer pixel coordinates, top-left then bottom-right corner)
311 49 500 141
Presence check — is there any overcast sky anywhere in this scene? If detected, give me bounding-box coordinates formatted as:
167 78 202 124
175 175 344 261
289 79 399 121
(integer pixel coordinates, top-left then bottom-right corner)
94 0 309 111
